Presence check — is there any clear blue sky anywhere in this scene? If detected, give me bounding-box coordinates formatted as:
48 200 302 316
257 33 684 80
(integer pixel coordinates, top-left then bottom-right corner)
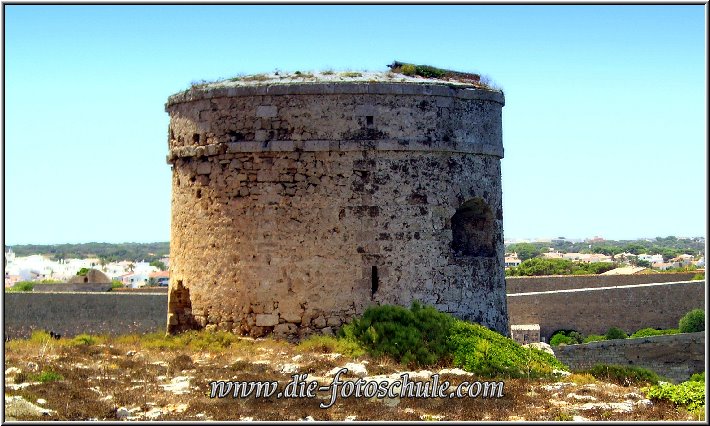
3 5 706 245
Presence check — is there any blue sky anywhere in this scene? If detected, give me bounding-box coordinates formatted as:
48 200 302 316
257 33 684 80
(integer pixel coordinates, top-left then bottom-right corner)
3 5 706 245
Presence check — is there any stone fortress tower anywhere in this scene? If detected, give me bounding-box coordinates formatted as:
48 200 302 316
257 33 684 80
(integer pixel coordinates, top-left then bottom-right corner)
165 64 508 338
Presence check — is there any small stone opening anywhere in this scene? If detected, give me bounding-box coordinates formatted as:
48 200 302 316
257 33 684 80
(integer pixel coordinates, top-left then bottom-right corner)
366 116 374 127
193 133 200 144
451 198 495 257
371 266 379 295
228 130 244 141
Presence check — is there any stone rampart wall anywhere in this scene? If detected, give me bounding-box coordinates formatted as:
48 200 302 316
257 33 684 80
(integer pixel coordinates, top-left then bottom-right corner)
507 280 705 340
4 292 167 339
506 272 696 293
32 283 112 292
552 332 705 383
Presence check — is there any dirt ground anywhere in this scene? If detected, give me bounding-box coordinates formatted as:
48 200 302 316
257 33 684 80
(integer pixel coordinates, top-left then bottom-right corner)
3 334 698 421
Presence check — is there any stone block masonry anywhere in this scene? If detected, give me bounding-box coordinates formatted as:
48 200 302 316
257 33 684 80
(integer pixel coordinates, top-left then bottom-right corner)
4 292 167 339
553 332 705 383
506 272 697 293
165 78 508 338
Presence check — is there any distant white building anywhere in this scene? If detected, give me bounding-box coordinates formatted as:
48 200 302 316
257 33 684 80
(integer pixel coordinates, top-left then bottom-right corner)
121 272 150 288
653 262 679 271
671 254 695 267
504 254 522 268
638 254 664 264
542 251 564 259
613 252 638 264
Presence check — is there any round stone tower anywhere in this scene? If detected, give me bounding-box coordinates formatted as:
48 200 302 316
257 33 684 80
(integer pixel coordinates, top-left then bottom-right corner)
165 71 508 338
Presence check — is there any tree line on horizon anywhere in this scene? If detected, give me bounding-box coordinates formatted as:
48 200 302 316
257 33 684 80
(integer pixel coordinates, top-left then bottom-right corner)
506 236 704 263
5 242 170 263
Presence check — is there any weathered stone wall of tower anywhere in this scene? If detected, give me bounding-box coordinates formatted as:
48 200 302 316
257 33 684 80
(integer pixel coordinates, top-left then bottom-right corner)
165 82 507 338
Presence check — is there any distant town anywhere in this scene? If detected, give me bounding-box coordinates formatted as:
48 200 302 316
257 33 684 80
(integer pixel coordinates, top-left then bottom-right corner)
4 235 705 288
4 249 170 288
503 235 705 276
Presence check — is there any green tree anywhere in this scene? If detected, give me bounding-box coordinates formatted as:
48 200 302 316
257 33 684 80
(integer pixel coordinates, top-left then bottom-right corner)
76 267 90 276
634 259 651 268
149 260 167 271
506 243 543 261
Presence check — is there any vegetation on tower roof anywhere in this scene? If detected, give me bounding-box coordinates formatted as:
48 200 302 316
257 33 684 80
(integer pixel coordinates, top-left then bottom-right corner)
387 61 483 84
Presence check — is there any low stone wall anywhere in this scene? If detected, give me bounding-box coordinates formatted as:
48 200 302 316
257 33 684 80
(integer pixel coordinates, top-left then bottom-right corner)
112 287 169 294
32 283 112 292
4 292 167 339
506 272 696 293
552 332 705 383
507 280 705 340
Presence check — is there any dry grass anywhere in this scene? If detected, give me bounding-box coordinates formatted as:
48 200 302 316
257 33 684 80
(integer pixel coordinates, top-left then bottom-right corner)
3 331 696 421
568 373 598 385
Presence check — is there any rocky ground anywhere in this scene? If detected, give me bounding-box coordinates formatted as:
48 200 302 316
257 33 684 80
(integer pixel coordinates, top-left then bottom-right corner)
3 334 697 421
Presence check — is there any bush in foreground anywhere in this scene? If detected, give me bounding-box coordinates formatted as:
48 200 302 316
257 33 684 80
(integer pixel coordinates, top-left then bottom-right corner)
644 377 705 412
340 302 455 366
341 302 565 377
449 320 565 378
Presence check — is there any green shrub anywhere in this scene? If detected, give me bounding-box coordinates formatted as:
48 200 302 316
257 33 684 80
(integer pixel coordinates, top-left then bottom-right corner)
689 372 704 382
414 65 446 79
340 302 455 366
550 333 573 346
8 281 34 292
341 71 362 78
644 379 705 411
35 370 63 383
70 333 101 346
549 330 583 346
342 302 565 377
691 273 704 281
587 364 660 386
111 280 123 289
679 309 704 333
630 328 679 338
19 369 63 383
399 64 416 76
450 321 565 378
605 327 627 340
29 330 52 343
583 334 606 343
